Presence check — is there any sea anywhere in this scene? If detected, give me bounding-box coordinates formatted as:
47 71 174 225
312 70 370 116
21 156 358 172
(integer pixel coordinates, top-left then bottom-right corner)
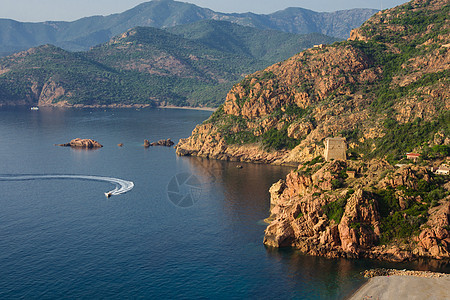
0 107 448 299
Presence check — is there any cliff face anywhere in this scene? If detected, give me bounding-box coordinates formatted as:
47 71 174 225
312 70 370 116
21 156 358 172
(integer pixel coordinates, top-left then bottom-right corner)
263 160 450 261
176 0 449 164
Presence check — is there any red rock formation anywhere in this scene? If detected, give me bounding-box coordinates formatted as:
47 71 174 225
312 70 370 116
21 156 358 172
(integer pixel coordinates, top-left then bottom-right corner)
176 0 449 165
263 160 450 261
57 138 103 148
416 202 450 259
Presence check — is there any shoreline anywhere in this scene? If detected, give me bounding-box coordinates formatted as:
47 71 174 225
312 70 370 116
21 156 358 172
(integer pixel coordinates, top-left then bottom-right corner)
156 105 217 112
0 103 218 111
348 269 450 299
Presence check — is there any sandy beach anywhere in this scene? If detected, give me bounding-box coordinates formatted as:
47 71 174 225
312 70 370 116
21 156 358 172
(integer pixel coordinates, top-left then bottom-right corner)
349 269 450 300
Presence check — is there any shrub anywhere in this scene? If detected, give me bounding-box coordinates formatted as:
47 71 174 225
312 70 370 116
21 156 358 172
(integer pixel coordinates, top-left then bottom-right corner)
331 179 344 189
375 188 399 218
323 198 347 224
261 128 299 151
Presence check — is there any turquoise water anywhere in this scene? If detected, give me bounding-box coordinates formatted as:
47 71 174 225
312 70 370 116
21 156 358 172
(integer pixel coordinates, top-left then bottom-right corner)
0 107 448 299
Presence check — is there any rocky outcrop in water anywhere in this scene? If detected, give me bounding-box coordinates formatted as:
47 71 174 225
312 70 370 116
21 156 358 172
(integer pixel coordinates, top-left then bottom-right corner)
150 139 174 147
57 138 103 148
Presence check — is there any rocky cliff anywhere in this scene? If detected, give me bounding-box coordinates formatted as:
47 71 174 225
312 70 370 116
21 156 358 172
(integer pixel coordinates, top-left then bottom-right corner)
176 0 450 261
263 160 450 261
176 0 449 164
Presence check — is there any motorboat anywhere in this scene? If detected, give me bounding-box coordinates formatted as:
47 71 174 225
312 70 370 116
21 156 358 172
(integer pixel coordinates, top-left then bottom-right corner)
105 192 112 198
30 107 39 110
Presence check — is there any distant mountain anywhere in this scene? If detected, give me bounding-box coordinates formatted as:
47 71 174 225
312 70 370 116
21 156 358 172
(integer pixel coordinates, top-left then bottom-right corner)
0 0 377 56
0 21 338 107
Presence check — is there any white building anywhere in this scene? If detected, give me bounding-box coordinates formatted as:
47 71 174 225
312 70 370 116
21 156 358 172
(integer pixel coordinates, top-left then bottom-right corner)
435 164 450 175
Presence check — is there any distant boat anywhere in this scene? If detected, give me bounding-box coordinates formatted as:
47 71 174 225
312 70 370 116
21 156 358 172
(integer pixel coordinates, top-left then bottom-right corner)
30 107 39 110
105 192 112 198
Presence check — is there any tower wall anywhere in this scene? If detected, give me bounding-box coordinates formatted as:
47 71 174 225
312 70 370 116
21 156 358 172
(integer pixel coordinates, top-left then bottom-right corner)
324 138 346 161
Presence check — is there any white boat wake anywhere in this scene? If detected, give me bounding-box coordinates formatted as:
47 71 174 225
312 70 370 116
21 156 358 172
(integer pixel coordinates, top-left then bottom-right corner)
0 174 134 197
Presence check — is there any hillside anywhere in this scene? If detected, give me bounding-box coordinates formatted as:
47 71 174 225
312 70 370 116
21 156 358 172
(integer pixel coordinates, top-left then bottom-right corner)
177 0 449 164
0 22 338 107
176 0 450 261
0 0 376 56
0 45 170 106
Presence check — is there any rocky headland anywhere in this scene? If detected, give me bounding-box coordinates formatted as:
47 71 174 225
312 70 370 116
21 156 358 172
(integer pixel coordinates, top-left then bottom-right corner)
176 0 449 166
176 0 450 262
263 159 450 262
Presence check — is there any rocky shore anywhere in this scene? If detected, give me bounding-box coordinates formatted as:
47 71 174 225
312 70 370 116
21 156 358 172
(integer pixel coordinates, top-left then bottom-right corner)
362 268 450 278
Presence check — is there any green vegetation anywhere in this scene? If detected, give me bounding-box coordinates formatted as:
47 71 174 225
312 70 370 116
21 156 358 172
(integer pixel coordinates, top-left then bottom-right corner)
322 189 355 223
214 113 300 151
261 128 300 151
368 112 450 163
375 174 449 244
0 22 338 107
323 198 347 224
349 2 450 115
304 156 325 166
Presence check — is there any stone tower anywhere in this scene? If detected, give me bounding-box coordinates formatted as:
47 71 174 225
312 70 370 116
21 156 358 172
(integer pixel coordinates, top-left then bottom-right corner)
324 137 347 161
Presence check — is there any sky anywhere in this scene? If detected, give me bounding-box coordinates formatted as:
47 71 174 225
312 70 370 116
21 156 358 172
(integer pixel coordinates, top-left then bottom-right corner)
1 0 410 22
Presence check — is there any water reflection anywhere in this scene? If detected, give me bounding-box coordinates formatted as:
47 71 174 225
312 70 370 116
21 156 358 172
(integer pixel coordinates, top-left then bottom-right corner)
177 156 293 222
180 155 450 298
266 247 450 299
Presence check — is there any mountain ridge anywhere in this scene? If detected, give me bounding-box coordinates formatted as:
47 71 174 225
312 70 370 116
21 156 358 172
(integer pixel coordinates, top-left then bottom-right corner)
0 0 377 56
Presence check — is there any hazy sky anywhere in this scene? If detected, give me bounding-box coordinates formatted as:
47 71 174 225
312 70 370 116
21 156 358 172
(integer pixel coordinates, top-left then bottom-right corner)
1 0 410 22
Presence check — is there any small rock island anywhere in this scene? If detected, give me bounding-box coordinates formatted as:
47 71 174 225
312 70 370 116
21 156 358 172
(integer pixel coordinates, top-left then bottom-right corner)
57 138 103 148
151 139 174 147
144 139 174 147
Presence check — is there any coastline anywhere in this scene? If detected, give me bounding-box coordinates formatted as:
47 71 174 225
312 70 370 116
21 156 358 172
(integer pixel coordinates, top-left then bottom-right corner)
156 105 217 112
0 103 218 111
348 269 450 299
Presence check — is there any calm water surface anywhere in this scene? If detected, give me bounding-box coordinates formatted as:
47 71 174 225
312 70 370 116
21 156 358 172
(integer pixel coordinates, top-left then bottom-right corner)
0 108 448 299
